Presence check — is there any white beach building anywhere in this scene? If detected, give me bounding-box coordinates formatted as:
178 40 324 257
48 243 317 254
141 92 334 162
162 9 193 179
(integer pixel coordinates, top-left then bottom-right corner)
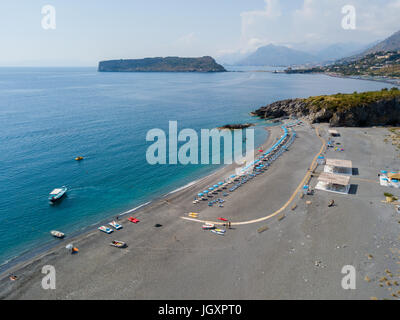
315 172 351 194
328 129 340 137
324 158 353 175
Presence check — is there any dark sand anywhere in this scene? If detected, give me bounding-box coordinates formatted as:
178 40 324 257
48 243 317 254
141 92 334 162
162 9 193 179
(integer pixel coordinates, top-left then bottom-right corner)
1 122 400 300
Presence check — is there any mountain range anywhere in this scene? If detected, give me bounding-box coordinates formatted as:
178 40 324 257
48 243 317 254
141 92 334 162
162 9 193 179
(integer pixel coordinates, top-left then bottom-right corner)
364 30 400 55
218 30 400 67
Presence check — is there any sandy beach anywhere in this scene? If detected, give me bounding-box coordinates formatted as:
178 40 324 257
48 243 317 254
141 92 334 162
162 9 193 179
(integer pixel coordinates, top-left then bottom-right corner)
1 121 400 300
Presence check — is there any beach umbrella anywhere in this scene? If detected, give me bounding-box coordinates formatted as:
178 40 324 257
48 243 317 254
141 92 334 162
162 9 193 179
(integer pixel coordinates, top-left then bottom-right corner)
381 170 388 174
203 190 209 194
218 217 228 222
213 185 219 188
198 193 204 197
230 175 236 178
209 187 214 191
218 182 223 185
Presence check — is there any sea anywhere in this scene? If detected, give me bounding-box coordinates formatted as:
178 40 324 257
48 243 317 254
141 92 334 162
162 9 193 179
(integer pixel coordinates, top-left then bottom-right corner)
0 66 392 271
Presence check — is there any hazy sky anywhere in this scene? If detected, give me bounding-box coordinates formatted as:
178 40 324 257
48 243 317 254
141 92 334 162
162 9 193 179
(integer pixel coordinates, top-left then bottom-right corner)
1 0 400 66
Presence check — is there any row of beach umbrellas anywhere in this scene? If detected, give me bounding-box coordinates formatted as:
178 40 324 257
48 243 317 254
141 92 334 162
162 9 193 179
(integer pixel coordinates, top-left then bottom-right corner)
196 122 299 199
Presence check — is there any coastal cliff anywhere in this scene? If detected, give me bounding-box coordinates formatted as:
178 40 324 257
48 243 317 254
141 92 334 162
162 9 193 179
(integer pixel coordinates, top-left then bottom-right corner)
252 88 400 127
98 56 226 72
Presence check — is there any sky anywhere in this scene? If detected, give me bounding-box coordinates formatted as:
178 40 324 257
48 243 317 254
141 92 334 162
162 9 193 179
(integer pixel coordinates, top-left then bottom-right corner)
0 0 400 66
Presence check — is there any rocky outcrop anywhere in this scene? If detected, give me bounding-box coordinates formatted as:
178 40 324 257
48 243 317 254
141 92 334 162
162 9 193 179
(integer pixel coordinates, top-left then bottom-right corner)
252 96 400 127
217 123 254 130
98 56 226 72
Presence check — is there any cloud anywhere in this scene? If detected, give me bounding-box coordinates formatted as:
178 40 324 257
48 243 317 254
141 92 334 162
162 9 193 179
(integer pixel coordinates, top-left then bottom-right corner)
175 32 196 46
239 0 282 52
223 0 400 55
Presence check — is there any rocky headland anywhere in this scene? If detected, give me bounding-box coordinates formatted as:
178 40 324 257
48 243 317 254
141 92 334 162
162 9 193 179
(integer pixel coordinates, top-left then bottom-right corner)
252 88 400 127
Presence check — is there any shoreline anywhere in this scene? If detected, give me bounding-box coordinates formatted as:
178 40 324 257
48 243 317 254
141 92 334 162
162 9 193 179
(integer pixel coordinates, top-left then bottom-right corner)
2 121 399 299
0 124 277 278
321 72 400 86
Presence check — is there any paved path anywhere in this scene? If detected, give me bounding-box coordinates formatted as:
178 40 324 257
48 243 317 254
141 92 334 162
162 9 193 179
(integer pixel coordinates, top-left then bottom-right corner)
182 125 327 226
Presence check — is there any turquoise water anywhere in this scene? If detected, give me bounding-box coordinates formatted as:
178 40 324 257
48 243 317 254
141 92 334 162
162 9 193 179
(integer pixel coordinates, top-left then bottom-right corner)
0 67 391 269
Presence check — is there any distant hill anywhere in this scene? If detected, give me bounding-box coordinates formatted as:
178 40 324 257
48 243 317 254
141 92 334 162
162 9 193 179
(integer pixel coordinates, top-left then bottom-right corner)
98 56 226 72
285 50 400 78
315 43 372 62
236 44 317 66
364 30 400 55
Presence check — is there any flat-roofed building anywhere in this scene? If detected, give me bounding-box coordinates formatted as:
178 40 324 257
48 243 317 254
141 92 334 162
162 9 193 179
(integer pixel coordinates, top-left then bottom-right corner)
315 172 351 194
328 129 340 137
324 158 353 175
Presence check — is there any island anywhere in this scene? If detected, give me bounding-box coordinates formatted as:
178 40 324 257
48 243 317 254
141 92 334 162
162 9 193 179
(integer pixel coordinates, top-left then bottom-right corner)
252 88 400 127
98 56 226 73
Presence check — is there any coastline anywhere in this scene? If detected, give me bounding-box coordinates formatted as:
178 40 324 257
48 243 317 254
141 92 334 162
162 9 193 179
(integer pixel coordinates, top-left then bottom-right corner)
323 72 400 86
2 121 399 299
0 124 277 278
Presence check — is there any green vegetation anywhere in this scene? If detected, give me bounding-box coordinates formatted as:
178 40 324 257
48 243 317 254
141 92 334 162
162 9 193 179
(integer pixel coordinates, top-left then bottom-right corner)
98 56 226 73
286 51 400 78
304 87 400 113
327 51 400 77
384 192 398 201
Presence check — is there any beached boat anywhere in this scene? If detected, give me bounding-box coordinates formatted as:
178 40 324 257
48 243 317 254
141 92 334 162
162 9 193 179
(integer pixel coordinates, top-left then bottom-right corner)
128 217 140 224
98 226 113 234
110 240 127 248
211 228 226 236
202 223 215 230
50 230 65 239
48 186 67 203
109 221 123 230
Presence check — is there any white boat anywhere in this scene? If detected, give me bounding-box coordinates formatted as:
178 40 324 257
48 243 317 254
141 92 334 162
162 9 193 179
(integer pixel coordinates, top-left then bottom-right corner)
50 230 65 239
109 221 123 230
48 186 67 203
202 223 215 230
211 228 226 236
110 240 127 248
98 226 113 234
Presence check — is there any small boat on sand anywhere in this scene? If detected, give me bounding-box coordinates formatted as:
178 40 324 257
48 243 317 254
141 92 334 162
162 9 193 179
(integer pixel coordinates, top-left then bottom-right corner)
128 217 140 224
202 223 215 230
110 240 127 248
211 229 226 236
48 186 67 203
109 221 123 230
98 226 113 234
50 230 65 239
